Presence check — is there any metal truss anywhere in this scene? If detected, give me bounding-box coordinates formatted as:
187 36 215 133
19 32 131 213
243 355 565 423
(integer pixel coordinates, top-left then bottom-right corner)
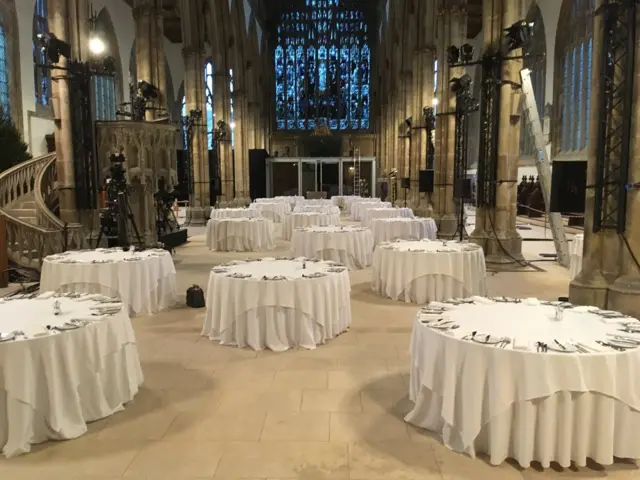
593 0 636 233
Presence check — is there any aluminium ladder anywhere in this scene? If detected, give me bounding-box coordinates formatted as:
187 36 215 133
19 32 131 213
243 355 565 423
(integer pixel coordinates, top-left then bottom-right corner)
353 147 362 196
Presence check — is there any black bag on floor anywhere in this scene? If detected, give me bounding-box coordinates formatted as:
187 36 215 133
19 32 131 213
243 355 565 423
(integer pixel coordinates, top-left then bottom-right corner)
186 285 205 308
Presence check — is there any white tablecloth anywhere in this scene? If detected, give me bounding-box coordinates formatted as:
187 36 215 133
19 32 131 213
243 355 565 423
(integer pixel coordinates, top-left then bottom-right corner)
372 217 438 245
0 295 143 457
569 234 584 280
210 208 261 220
372 240 487 303
406 298 640 467
352 201 391 221
201 258 351 351
206 218 275 251
281 213 341 241
296 199 333 207
290 226 374 270
255 196 302 209
293 205 341 215
40 249 178 316
332 195 361 209
362 207 414 227
249 202 291 222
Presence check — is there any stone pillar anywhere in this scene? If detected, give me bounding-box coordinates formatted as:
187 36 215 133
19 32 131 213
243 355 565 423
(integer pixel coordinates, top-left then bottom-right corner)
133 0 167 119
50 0 76 223
214 70 233 200
469 0 523 264
233 90 247 198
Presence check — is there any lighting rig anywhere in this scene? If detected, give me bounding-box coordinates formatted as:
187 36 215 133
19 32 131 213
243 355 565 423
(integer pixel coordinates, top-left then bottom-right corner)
212 120 230 205
447 21 534 209
117 80 165 121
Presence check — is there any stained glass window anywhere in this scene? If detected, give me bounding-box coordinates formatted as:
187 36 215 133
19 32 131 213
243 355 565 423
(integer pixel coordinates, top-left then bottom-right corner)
275 0 371 131
0 24 9 117
229 68 235 148
181 95 187 151
93 75 117 120
205 60 214 149
554 0 594 155
33 0 50 107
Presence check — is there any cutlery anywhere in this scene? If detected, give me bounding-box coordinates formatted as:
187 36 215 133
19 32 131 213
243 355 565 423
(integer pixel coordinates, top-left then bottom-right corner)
596 340 627 351
554 339 566 351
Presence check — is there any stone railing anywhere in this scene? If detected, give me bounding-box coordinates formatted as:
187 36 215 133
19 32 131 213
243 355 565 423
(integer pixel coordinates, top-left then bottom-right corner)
0 154 85 270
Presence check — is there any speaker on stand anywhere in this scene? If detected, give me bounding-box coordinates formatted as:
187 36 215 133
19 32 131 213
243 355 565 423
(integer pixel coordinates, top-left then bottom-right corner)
401 177 410 207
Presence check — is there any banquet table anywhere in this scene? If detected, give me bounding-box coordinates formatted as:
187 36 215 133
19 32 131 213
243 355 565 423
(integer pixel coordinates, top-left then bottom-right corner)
210 207 261 220
352 200 391 221
0 293 143 458
293 205 341 215
206 218 275 251
249 202 291 222
201 258 351 351
569 234 584 280
371 217 438 245
332 195 361 210
296 199 333 207
291 225 374 269
406 297 640 468
40 248 178 316
362 207 414 227
255 196 302 209
372 239 486 303
281 212 341 241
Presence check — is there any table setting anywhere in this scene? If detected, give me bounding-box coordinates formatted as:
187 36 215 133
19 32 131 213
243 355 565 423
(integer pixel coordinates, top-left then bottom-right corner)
249 201 291 222
361 206 414 227
371 217 438 245
372 239 486 303
293 205 341 215
569 233 584 280
201 257 351 351
255 196 302 210
406 296 640 468
281 212 341 241
290 225 374 269
0 292 143 458
206 217 275 252
40 248 178 315
210 207 262 220
350 198 385 220
332 195 361 209
296 199 333 207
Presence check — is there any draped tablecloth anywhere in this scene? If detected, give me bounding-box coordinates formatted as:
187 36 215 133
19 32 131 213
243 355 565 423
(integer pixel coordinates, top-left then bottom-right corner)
0 294 143 458
249 202 291 222
332 195 361 209
296 199 333 207
290 225 374 270
569 234 584 280
206 218 275 251
201 258 351 351
372 239 486 303
349 198 381 218
293 205 341 215
255 196 302 209
210 207 261 220
406 298 640 467
40 249 178 316
371 217 438 245
362 207 414 227
281 212 341 241
352 201 391 221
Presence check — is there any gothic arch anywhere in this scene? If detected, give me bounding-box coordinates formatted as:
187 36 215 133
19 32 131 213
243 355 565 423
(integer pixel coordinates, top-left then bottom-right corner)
128 40 175 119
0 0 22 129
94 7 124 118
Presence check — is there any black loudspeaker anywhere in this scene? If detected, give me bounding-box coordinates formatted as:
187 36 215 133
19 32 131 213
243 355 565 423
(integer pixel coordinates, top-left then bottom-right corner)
210 177 221 195
401 177 410 189
249 149 269 200
454 178 472 199
550 161 587 213
419 170 434 193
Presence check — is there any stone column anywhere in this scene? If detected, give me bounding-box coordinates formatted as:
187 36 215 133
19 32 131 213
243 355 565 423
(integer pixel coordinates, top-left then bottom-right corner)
214 69 233 200
50 0 76 222
469 0 523 264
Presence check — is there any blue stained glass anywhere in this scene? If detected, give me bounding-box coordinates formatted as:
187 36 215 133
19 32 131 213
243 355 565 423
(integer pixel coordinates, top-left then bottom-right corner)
205 61 215 149
562 53 570 152
339 43 349 130
349 44 359 129
34 0 49 106
286 45 296 129
275 45 285 129
318 46 327 92
296 45 305 129
576 42 584 151
0 25 9 117
585 37 593 148
181 96 187 151
359 44 370 129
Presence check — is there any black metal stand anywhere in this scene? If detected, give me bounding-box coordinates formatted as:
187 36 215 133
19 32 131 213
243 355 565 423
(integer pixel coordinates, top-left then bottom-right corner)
95 189 142 249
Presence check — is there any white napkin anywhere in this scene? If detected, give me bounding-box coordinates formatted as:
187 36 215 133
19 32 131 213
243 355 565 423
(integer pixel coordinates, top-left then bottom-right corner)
37 291 55 300
471 296 494 305
428 301 450 309
512 337 533 351
522 298 540 306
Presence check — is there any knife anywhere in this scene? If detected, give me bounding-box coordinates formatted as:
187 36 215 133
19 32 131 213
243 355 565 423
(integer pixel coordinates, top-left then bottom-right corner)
554 339 566 350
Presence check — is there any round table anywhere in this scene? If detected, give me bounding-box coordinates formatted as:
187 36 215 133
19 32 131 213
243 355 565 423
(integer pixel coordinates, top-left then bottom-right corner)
281 212 341 241
256 196 302 210
40 249 178 315
332 195 361 209
406 297 640 468
210 207 261 220
0 294 142 457
372 239 486 303
296 199 333 207
371 217 438 245
352 201 391 221
206 218 275 252
569 234 584 279
362 207 414 227
201 258 351 351
291 225 374 270
293 205 341 215
249 202 291 222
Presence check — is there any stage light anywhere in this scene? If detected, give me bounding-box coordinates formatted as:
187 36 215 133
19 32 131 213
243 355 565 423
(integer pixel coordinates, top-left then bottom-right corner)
89 36 106 55
138 80 159 100
450 74 472 93
505 20 534 51
447 46 460 65
230 121 236 130
460 44 475 63
37 32 72 64
432 98 439 107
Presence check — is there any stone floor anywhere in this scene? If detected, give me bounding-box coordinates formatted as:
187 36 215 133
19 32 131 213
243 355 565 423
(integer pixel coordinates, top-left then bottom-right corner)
1 219 638 479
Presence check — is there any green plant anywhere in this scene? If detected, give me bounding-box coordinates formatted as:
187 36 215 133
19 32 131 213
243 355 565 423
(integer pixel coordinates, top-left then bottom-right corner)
0 107 31 173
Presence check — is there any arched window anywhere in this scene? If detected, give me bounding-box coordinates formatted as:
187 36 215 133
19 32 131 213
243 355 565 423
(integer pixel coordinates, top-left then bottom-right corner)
275 0 371 131
181 94 187 151
33 0 50 107
91 9 121 120
554 0 594 156
229 68 235 148
520 4 546 157
205 60 214 149
0 24 9 116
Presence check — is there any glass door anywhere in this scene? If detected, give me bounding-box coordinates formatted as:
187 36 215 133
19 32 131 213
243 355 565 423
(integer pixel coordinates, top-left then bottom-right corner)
318 160 340 197
301 160 317 197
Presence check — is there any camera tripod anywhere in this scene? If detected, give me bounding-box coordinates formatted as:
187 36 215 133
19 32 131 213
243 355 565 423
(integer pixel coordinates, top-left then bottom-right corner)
95 189 143 248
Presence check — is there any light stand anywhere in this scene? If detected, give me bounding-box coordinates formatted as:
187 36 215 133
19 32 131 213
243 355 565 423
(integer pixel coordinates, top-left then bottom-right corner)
423 107 436 170
181 109 203 225
212 120 229 207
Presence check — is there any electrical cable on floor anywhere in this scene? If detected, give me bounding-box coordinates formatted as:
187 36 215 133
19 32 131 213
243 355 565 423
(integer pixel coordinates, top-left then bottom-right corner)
486 206 531 268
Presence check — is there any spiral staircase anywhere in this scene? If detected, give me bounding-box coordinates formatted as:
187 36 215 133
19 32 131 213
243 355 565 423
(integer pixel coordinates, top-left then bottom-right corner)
0 154 86 271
